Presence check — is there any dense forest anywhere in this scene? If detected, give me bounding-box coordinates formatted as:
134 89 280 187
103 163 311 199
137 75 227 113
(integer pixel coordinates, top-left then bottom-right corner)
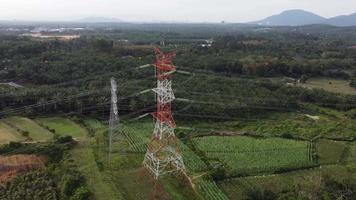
0 24 355 121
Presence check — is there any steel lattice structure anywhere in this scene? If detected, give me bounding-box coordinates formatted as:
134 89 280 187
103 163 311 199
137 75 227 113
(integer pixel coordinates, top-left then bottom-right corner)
143 48 187 179
108 77 119 162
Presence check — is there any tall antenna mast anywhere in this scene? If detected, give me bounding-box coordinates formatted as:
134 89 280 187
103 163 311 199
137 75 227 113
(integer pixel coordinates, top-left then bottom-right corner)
108 77 119 163
142 48 187 180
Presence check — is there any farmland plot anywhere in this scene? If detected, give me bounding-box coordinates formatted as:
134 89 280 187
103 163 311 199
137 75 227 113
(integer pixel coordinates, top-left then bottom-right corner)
4 117 53 141
316 139 349 164
193 136 314 176
180 142 208 172
300 78 356 95
121 121 208 172
0 121 25 144
120 121 153 153
197 179 229 200
36 117 87 139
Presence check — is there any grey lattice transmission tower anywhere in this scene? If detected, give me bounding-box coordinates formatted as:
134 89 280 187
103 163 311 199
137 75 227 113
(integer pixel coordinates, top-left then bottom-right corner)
108 77 119 162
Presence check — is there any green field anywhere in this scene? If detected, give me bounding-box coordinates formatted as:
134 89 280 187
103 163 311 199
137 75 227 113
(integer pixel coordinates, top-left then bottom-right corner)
118 121 208 174
0 121 25 143
316 139 349 164
196 179 229 200
83 119 107 133
181 142 208 173
36 117 87 139
187 107 356 140
192 136 314 176
71 140 124 200
219 164 354 200
121 121 153 153
301 78 356 95
91 120 201 200
4 117 53 141
2 116 355 199
349 142 356 163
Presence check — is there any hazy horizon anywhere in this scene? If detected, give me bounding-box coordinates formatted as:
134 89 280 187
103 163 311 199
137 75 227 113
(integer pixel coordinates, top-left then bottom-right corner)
0 0 355 23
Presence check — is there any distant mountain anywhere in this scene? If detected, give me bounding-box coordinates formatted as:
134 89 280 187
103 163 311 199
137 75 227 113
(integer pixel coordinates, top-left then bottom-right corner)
327 13 356 26
253 10 326 26
77 17 123 23
252 9 356 26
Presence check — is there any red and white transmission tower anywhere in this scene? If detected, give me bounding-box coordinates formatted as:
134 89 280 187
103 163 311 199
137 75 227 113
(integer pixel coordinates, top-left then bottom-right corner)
143 48 187 180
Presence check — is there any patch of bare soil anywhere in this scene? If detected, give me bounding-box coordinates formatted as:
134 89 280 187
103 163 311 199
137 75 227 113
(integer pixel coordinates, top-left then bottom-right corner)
0 154 45 183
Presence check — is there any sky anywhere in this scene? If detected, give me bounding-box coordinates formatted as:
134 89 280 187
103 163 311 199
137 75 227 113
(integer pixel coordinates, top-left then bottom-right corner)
0 0 355 22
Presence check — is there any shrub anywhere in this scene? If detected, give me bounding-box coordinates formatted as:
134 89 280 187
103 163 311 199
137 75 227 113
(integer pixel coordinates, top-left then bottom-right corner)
245 187 277 200
55 136 74 144
69 186 91 200
281 133 293 139
350 78 356 88
212 166 227 181
346 109 356 119
61 174 86 196
21 131 30 137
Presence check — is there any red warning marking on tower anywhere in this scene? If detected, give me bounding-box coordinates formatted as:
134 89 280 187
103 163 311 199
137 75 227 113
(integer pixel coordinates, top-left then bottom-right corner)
142 48 187 180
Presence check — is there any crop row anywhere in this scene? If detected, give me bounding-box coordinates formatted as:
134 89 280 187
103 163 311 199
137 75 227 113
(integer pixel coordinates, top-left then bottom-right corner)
193 136 308 152
180 142 208 172
124 132 147 153
193 136 314 175
197 179 229 200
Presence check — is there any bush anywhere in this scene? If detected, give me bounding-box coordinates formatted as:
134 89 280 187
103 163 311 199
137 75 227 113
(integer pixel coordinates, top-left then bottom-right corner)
350 78 356 88
61 174 86 196
0 171 57 200
281 133 293 139
211 165 227 181
8 141 22 149
346 109 356 119
55 136 74 144
21 131 30 137
69 187 91 200
245 187 277 200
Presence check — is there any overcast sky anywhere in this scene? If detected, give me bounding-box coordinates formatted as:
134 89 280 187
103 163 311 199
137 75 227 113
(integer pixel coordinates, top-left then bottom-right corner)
0 0 355 22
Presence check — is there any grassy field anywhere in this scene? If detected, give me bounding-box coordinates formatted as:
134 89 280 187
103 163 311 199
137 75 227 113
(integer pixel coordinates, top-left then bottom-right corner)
0 121 25 143
186 106 356 140
36 117 87 139
219 164 354 200
196 179 229 200
4 117 53 141
349 142 356 163
83 119 107 133
180 141 208 173
192 136 313 176
316 139 349 164
71 140 124 200
119 121 209 174
105 151 201 200
3 115 354 199
301 78 356 95
120 121 153 153
95 119 201 200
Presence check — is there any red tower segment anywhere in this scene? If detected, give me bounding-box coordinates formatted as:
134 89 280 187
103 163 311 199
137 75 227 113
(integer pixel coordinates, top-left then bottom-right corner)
152 48 177 128
143 48 186 179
